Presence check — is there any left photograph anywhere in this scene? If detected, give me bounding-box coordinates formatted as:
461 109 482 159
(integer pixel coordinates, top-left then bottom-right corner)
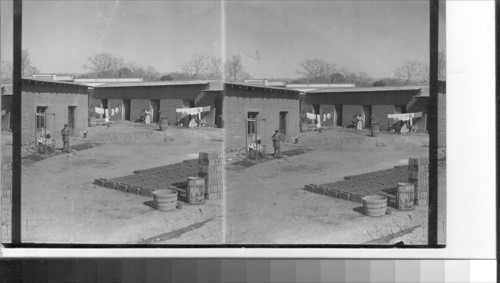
1 1 224 244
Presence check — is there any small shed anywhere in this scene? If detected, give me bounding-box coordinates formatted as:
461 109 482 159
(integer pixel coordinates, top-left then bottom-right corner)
19 78 89 144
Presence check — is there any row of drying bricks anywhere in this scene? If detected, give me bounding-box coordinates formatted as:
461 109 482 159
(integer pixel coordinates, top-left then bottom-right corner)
93 153 225 201
318 167 409 200
304 158 430 207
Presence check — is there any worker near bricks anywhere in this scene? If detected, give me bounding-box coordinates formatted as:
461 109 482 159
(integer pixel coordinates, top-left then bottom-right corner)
272 129 282 158
60 124 71 153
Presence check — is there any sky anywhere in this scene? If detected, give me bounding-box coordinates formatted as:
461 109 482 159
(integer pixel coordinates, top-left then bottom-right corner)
1 0 445 79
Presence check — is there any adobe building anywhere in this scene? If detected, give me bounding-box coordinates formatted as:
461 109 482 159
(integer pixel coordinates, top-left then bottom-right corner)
92 81 223 127
406 81 446 145
223 83 301 151
304 86 426 131
1 84 13 131
2 79 89 144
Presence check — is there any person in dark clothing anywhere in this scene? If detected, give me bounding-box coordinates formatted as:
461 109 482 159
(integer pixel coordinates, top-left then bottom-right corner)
61 124 71 152
272 130 281 158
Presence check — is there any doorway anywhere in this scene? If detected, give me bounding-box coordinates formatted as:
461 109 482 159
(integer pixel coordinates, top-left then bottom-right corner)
101 99 108 119
279 111 287 140
123 99 131 121
334 105 343 126
362 105 372 128
68 106 77 136
215 98 222 128
150 100 160 123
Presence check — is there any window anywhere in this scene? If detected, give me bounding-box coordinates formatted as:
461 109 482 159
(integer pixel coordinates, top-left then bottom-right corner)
36 106 47 129
247 112 259 135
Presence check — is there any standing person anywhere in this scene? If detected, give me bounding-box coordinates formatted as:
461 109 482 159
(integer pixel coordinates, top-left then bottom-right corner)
60 124 71 153
356 114 364 130
144 108 151 124
272 130 282 158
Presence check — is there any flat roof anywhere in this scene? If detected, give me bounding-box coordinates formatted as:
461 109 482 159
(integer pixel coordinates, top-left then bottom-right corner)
22 78 89 89
94 80 213 88
225 82 300 94
306 86 424 94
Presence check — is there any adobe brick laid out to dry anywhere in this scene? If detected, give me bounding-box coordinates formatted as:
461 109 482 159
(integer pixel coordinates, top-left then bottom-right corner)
302 157 431 209
407 157 429 206
94 152 225 204
303 166 409 206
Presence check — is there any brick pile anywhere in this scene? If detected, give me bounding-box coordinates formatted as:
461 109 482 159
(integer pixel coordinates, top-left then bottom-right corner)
408 157 429 206
1 155 12 242
198 152 224 200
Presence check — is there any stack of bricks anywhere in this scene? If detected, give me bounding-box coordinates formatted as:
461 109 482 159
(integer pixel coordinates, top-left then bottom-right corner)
1 155 12 242
198 152 224 200
408 157 429 206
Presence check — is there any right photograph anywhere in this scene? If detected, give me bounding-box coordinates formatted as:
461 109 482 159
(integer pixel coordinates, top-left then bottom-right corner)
222 0 446 245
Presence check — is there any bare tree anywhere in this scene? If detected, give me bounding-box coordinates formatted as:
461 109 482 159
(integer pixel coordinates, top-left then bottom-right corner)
394 59 429 85
21 50 40 77
181 54 222 80
1 49 40 82
160 74 174 81
1 61 13 83
339 67 373 87
225 54 250 82
84 52 125 78
297 58 337 83
143 66 161 81
117 67 133 78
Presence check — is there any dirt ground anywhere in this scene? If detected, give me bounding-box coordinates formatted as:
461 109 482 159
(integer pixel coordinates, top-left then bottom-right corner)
2 124 445 245
223 128 444 245
8 122 225 244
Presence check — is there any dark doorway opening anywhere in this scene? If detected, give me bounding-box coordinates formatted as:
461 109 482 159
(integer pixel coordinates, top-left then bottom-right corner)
215 98 222 128
279 111 287 140
123 100 131 121
101 99 108 119
68 106 77 136
362 105 372 128
151 100 160 123
335 105 343 126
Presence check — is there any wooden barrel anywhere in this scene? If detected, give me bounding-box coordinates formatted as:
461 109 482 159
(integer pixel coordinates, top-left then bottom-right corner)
159 119 169 131
396 183 414 210
299 123 305 133
187 177 205 205
362 195 387 217
371 123 380 137
152 189 178 211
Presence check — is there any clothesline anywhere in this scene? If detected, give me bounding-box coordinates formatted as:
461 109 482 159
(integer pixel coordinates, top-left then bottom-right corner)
94 107 121 116
176 106 211 115
305 112 333 122
387 112 423 121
